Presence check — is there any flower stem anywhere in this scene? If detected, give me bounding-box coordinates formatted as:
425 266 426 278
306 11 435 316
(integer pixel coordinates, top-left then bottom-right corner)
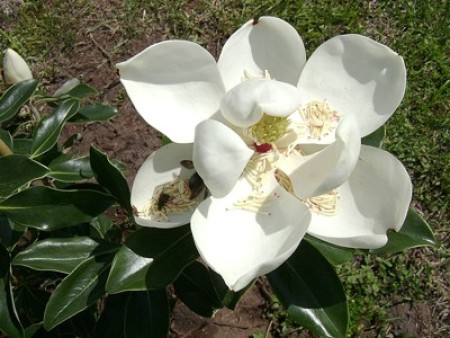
0 139 13 156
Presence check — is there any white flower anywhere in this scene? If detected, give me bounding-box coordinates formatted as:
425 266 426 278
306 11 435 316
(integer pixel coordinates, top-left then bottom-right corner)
118 17 411 291
2 48 33 84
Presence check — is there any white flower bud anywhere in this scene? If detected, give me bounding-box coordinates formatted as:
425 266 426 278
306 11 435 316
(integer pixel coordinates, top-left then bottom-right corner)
2 48 33 84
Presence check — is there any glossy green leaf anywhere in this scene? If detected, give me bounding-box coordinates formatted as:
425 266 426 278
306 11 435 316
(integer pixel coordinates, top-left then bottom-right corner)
69 104 118 123
370 208 438 255
12 237 118 274
48 155 94 182
90 146 131 214
0 154 49 198
90 215 113 239
361 125 385 148
106 245 153 294
30 98 80 158
0 279 22 338
0 79 38 123
174 261 222 317
208 268 251 310
304 234 354 265
0 129 12 149
267 241 348 338
95 290 169 338
11 138 32 155
43 252 116 330
0 186 115 230
126 226 199 289
60 82 97 99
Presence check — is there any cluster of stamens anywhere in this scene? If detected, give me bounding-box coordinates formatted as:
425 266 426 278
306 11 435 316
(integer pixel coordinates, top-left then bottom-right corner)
299 100 340 139
142 177 198 221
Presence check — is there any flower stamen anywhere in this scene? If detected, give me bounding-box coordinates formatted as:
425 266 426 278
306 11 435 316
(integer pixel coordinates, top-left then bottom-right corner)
275 168 339 216
303 190 339 216
300 101 340 139
142 177 199 221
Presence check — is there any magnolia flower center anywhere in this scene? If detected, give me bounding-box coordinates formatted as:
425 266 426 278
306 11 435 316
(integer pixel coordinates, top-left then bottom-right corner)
300 101 340 139
142 177 199 221
250 114 290 145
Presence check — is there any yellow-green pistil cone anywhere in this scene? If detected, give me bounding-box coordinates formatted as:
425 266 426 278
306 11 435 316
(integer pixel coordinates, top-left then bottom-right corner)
251 115 290 144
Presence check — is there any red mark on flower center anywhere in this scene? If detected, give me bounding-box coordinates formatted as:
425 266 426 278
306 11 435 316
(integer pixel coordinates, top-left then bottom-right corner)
254 143 272 153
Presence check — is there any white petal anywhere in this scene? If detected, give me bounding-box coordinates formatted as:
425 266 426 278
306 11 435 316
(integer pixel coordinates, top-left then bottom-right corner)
131 143 196 228
220 79 301 127
218 16 306 90
298 34 406 137
3 48 33 84
117 41 226 143
307 145 412 249
191 178 310 291
282 115 361 199
193 120 253 197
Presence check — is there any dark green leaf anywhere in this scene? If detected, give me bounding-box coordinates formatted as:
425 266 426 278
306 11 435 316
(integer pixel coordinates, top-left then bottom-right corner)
208 268 251 310
95 290 169 338
90 215 113 239
43 252 116 330
14 286 49 327
60 82 97 99
30 98 80 158
0 216 23 249
304 234 354 265
0 278 22 338
11 138 32 155
174 261 222 317
161 135 172 145
268 241 348 338
361 125 385 148
69 104 118 123
0 243 9 277
370 208 438 255
0 154 49 198
0 186 115 230
12 237 118 274
126 226 199 289
0 129 12 149
90 146 131 214
48 155 94 182
106 245 153 294
24 323 41 338
0 79 38 123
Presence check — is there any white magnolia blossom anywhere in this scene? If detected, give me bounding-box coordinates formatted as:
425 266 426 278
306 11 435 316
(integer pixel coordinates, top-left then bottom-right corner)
118 17 411 291
2 48 33 84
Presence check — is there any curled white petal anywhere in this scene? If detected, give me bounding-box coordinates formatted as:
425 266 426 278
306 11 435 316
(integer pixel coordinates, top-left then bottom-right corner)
3 48 33 84
298 34 406 137
193 120 253 197
117 41 225 143
281 115 361 199
218 16 307 90
307 145 412 249
220 79 301 127
191 178 310 291
131 143 195 228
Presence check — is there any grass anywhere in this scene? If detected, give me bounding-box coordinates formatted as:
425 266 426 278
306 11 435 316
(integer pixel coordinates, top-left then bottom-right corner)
1 0 448 336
